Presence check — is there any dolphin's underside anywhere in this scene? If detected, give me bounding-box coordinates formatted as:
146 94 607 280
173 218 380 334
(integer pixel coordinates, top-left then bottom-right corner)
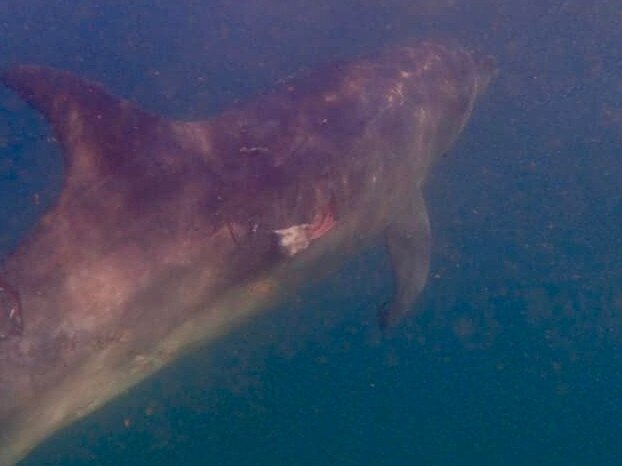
0 40 494 464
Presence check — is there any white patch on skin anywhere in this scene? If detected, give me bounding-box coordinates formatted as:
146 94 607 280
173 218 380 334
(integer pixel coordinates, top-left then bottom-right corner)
274 208 336 256
274 223 312 256
239 146 269 153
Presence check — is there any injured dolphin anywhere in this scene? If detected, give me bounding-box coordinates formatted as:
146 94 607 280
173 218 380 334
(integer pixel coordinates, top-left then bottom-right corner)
0 40 494 464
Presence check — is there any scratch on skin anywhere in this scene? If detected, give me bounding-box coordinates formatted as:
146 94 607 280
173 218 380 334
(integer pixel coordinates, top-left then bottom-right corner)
0 276 23 338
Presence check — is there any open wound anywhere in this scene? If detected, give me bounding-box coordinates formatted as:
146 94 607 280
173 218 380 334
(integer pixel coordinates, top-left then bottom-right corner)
274 207 336 256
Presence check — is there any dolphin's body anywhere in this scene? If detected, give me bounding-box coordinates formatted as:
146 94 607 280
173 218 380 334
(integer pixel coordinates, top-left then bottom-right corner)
0 40 494 464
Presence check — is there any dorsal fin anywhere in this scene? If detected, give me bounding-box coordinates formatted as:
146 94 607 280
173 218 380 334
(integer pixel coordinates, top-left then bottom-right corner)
2 66 163 186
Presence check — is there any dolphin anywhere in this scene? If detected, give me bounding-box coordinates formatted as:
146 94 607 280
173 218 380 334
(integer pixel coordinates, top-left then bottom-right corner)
0 40 494 464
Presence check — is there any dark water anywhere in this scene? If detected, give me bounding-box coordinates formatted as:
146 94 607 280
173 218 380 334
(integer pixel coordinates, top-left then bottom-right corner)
1 1 621 464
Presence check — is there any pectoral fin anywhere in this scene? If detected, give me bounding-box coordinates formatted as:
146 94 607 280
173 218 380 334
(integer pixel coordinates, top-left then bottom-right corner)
379 190 431 330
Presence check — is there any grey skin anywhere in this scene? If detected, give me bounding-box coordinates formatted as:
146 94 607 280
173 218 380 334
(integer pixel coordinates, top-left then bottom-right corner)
0 40 494 464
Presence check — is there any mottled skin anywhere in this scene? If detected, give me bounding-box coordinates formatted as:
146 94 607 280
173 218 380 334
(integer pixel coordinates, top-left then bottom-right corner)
0 41 494 464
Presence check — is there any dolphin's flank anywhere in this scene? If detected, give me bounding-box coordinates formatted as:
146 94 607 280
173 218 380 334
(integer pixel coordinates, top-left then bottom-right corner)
0 40 494 465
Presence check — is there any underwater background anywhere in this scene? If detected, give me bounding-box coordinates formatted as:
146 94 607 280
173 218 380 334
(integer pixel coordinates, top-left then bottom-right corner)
1 0 621 464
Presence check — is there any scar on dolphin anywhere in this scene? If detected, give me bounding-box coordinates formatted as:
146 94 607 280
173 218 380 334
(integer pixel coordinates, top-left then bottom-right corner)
0 278 23 338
